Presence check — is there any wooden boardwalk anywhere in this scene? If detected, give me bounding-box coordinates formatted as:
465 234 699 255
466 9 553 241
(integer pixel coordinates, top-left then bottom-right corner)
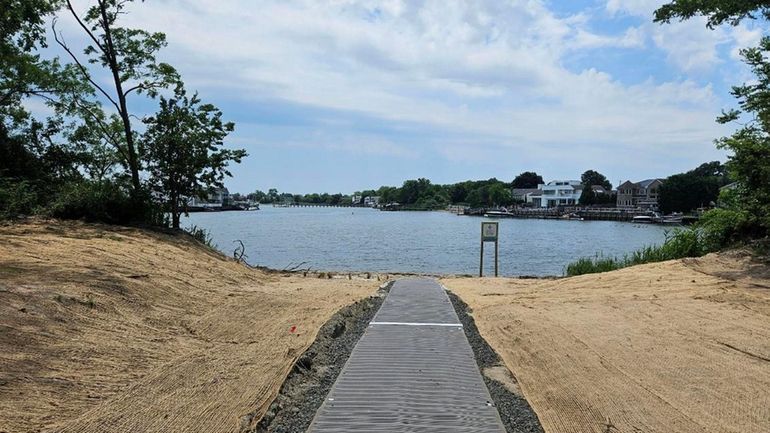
307 279 506 433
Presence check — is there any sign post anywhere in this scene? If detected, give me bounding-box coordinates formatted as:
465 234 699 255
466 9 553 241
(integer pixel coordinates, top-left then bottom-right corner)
480 222 499 277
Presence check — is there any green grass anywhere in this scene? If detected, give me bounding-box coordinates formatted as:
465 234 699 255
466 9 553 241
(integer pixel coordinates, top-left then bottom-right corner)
565 228 707 276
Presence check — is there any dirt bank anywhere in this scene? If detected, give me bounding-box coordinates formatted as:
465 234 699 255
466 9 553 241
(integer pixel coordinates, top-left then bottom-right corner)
443 251 770 433
0 221 380 433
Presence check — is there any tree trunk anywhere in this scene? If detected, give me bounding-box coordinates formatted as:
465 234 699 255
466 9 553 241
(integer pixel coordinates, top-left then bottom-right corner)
171 195 180 229
99 1 141 197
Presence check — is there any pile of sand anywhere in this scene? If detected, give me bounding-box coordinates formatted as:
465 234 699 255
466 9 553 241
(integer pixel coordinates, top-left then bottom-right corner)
443 251 770 433
0 221 379 433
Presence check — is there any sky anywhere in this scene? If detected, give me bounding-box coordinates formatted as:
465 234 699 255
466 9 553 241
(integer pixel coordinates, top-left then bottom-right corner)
54 0 764 194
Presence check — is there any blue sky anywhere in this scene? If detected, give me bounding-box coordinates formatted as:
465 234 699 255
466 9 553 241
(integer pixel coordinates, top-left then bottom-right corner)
55 0 764 194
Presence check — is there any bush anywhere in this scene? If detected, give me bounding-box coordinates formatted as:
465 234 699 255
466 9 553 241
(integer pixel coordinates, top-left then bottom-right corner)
565 228 708 276
698 208 751 252
0 179 40 219
184 224 214 248
49 181 162 225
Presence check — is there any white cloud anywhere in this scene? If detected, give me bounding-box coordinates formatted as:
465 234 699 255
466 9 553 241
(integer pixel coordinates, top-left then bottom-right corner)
56 0 734 178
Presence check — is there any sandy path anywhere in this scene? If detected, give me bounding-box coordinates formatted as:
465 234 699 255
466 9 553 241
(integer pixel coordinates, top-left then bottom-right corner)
443 253 770 433
0 221 380 433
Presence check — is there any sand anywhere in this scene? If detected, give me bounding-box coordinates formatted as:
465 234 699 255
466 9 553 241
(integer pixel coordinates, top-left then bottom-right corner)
0 221 380 433
443 251 770 433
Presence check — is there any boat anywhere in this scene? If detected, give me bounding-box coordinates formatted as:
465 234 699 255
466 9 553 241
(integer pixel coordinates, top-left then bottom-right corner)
483 210 512 218
632 215 654 224
661 213 683 225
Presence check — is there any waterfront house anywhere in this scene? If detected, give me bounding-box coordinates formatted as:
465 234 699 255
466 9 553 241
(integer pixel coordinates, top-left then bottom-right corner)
511 188 541 204
538 180 582 207
187 187 230 209
351 195 363 205
364 196 381 207
617 179 663 209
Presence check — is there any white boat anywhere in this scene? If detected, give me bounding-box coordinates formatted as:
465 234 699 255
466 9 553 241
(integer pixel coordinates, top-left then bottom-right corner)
632 215 654 224
484 210 512 218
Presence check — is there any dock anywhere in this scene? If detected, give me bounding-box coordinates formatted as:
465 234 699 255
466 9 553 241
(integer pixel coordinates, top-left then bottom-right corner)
307 279 506 433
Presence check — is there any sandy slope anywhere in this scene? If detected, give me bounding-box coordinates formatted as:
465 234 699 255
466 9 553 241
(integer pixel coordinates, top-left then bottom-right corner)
443 252 770 433
0 221 379 433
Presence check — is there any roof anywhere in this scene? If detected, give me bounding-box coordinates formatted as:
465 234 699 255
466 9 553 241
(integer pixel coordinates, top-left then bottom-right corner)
591 185 608 193
511 188 541 195
637 178 663 188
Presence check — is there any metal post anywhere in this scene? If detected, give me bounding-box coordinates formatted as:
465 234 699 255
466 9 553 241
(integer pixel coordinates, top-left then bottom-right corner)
479 239 484 277
494 239 499 277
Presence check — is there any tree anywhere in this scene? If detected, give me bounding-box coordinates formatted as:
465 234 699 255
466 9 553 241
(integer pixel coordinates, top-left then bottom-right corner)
142 88 246 228
580 170 612 190
1 0 65 124
658 162 727 213
52 0 180 198
488 183 512 206
656 1 770 235
654 1 770 28
512 171 543 189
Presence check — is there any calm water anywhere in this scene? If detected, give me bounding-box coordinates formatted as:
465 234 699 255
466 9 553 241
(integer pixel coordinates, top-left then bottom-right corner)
183 207 670 277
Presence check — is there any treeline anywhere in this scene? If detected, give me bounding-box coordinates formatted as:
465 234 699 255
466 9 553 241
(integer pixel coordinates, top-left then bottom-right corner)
242 172 547 209
1 1 245 229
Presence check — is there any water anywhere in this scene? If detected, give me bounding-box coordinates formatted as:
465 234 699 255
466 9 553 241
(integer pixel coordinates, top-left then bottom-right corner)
183 207 671 276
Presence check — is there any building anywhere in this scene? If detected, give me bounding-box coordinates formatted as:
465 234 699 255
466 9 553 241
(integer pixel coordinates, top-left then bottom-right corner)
363 196 380 207
188 187 230 209
351 195 363 205
511 188 541 205
617 179 664 209
538 180 582 208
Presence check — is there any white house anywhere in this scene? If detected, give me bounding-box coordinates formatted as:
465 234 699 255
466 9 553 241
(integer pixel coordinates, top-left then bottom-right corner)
188 187 230 209
363 196 380 207
538 180 582 207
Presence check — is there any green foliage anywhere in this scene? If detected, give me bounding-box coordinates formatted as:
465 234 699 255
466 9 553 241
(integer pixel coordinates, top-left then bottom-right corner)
0 178 40 218
184 224 215 248
511 171 543 189
658 161 728 213
565 229 707 276
698 208 752 251
49 180 163 225
713 38 770 236
580 169 612 190
142 87 246 228
50 0 182 196
656 0 770 244
654 1 770 29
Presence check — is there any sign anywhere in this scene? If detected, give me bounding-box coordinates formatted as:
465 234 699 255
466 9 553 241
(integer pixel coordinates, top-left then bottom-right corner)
481 222 498 242
479 221 499 277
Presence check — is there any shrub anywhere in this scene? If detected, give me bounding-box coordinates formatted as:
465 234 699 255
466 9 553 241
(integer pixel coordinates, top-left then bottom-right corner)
0 179 40 219
698 208 751 251
565 228 709 276
49 180 161 225
184 224 214 248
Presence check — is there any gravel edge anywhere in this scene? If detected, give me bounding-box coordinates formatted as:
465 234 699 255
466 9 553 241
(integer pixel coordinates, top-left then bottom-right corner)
447 291 545 433
250 282 392 433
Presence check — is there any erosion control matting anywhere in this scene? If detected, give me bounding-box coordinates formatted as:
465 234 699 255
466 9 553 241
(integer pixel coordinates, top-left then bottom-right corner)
253 283 391 433
307 278 507 433
447 291 544 433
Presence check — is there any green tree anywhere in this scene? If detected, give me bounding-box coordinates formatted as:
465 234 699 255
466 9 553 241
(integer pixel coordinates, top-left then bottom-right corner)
142 88 246 228
658 162 727 213
580 170 612 190
488 183 512 206
656 1 770 236
512 171 543 188
52 0 180 198
654 1 770 28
